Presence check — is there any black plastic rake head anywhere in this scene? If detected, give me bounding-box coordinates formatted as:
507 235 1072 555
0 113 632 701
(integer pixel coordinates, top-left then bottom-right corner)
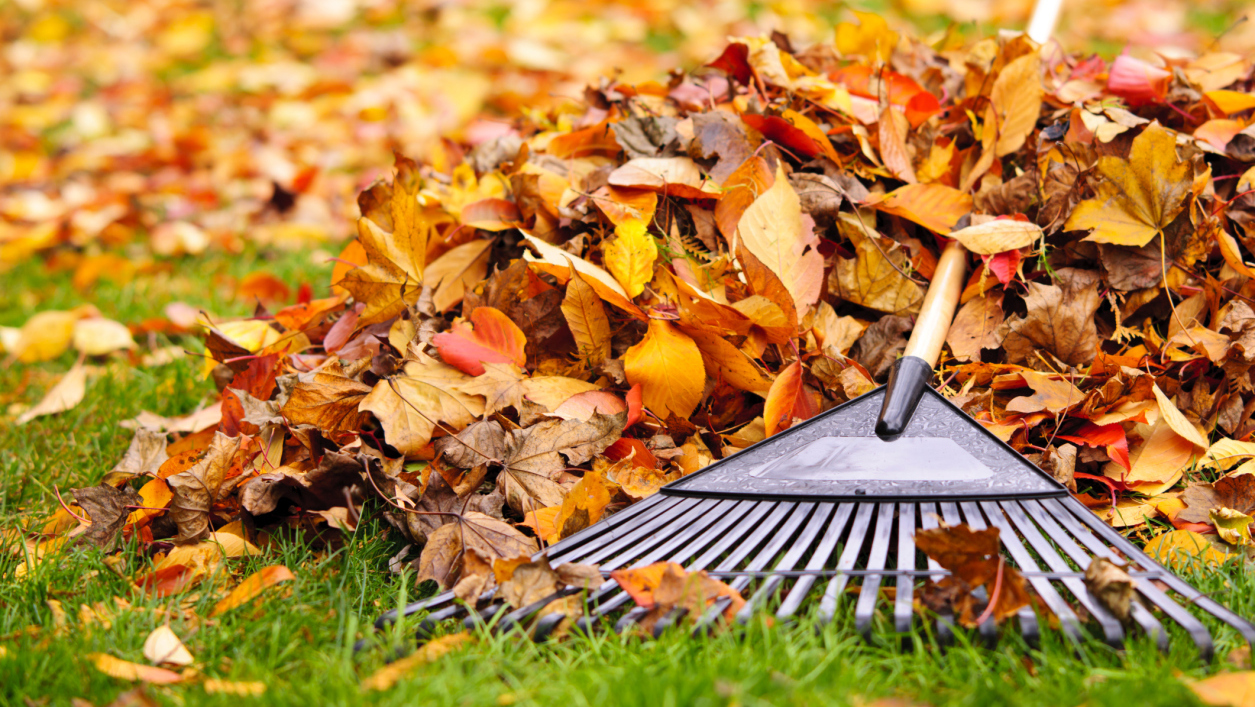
373 384 1255 659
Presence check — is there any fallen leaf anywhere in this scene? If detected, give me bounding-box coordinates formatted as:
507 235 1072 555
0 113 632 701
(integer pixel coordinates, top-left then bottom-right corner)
1190 671 1255 707
210 565 295 617
142 626 194 667
561 269 612 365
624 320 706 419
946 292 1005 362
1002 268 1101 366
763 361 819 436
1064 124 1193 247
359 355 484 456
89 654 183 685
832 213 925 315
603 219 658 299
17 361 88 425
361 633 474 691
735 163 824 319
166 432 241 542
203 680 267 697
1145 529 1231 572
1083 557 1136 622
949 220 1041 255
432 306 528 376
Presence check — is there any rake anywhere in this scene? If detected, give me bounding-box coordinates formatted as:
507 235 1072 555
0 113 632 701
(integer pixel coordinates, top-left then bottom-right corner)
372 238 1255 658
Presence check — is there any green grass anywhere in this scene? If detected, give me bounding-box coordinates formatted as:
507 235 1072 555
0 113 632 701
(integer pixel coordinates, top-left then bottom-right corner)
2 249 1254 706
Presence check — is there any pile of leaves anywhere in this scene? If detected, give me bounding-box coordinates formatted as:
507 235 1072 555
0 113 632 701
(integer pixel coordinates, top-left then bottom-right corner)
13 12 1255 631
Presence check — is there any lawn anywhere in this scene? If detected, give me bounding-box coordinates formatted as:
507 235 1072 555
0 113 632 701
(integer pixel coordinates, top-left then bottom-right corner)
1 248 1252 706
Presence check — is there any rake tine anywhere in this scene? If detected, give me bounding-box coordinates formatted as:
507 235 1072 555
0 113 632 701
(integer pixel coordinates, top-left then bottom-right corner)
894 503 917 635
1048 498 1238 660
691 596 735 636
992 501 1124 647
1034 499 1206 654
464 602 508 631
966 502 1084 644
775 503 855 620
615 606 651 634
819 503 876 624
1015 500 1168 652
938 502 962 526
415 601 472 641
548 494 677 557
724 503 816 595
918 502 956 644
576 501 778 631
737 503 833 623
548 496 690 565
854 503 897 639
956 503 1004 644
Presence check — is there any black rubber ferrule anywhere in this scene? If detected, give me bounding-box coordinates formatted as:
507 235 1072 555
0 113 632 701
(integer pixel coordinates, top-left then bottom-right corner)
875 356 934 440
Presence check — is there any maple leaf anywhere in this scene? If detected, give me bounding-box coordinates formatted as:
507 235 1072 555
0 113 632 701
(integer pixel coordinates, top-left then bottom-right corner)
832 213 925 315
1002 268 1102 366
358 354 485 457
166 432 241 543
281 359 372 434
915 524 1031 627
416 512 539 589
71 484 143 550
1064 124 1194 247
497 413 625 514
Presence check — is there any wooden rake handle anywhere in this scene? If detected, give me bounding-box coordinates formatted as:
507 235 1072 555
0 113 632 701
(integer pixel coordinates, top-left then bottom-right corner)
875 240 968 439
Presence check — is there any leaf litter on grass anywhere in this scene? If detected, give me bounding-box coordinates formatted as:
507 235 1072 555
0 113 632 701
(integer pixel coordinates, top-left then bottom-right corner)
4 0 1255 698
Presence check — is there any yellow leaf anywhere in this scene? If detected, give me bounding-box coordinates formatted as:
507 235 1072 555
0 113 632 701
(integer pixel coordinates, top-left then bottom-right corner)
949 220 1042 255
204 679 267 696
14 310 78 363
89 653 183 684
1202 439 1255 471
835 11 898 62
832 213 925 315
210 565 295 617
624 320 705 419
17 361 87 425
561 269 612 365
1065 124 1192 247
1152 383 1210 449
142 626 194 666
521 232 642 318
735 164 824 319
1208 90 1255 116
72 318 135 356
362 633 475 691
603 220 657 299
988 53 1043 158
1145 530 1230 573
1190 671 1255 707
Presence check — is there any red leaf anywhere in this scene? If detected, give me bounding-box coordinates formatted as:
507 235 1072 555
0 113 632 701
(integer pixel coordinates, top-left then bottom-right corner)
1059 422 1131 471
604 437 658 470
982 250 1022 285
763 361 818 437
740 115 823 159
625 383 643 428
706 43 752 85
135 565 198 598
432 307 527 376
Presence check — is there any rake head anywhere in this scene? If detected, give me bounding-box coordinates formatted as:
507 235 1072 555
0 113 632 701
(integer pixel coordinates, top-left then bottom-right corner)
374 381 1255 659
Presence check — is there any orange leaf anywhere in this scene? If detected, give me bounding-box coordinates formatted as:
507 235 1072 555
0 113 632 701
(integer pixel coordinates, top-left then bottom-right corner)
135 564 200 598
432 307 527 376
89 654 183 684
609 562 673 608
623 320 705 420
210 565 295 617
870 183 972 234
763 361 819 436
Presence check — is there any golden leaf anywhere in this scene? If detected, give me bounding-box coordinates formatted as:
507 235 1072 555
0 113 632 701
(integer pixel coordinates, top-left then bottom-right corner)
1064 124 1193 247
735 163 824 319
603 219 657 299
624 320 705 419
359 355 485 457
562 269 612 365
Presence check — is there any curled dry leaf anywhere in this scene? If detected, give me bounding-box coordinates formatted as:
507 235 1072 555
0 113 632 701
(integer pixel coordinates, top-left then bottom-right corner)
142 626 194 667
1083 557 1136 622
17 362 87 425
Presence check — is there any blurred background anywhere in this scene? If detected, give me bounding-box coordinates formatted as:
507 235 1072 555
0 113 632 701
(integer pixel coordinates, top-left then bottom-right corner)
1 0 1250 273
